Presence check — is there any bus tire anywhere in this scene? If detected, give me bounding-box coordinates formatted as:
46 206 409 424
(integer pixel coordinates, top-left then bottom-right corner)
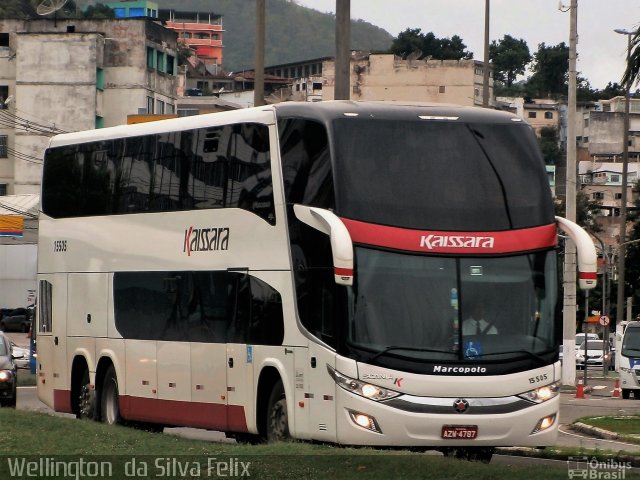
622 389 631 400
101 365 121 426
266 379 289 442
77 369 96 420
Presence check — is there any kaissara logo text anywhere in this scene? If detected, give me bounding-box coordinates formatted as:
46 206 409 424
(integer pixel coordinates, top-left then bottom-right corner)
183 226 230 256
420 235 495 250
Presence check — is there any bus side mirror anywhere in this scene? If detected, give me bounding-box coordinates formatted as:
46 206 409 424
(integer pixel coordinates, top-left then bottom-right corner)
293 205 354 286
555 216 597 290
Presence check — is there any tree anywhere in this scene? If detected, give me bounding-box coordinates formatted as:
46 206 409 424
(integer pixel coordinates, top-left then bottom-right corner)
389 28 473 60
81 3 115 19
526 42 569 97
538 126 561 165
489 34 531 87
622 31 640 88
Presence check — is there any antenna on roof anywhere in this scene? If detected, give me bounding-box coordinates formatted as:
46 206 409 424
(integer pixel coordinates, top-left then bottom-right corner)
36 0 68 16
36 0 69 27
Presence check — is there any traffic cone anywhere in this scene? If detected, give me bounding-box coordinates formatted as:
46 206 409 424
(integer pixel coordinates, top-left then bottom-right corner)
612 379 622 398
576 380 585 399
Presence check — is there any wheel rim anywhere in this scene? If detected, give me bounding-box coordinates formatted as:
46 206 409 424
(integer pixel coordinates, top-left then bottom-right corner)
78 384 93 418
269 397 288 440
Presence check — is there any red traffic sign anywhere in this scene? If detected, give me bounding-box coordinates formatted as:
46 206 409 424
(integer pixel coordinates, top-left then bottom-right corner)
599 315 610 326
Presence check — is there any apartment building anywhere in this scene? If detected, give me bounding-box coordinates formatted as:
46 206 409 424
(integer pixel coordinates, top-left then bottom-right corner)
0 17 178 195
264 53 493 107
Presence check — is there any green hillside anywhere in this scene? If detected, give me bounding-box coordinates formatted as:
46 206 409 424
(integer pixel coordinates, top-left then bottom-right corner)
160 0 394 71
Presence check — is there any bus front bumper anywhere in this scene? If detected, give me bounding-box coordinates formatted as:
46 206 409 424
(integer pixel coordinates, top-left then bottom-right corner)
335 389 559 447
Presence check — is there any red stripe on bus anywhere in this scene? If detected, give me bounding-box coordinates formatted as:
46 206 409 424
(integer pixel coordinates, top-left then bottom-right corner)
120 395 248 432
334 267 353 276
51 390 248 431
579 272 598 279
53 389 73 414
339 219 558 254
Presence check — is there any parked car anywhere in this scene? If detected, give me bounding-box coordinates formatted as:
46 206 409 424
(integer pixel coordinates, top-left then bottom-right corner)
10 341 29 369
0 308 32 333
576 340 611 368
0 333 18 407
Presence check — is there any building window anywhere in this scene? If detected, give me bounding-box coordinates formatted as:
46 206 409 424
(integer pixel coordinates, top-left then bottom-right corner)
583 136 588 143
528 111 537 118
0 135 7 158
129 7 145 17
213 34 219 40
113 8 126 18
156 51 165 72
584 118 589 128
0 184 6 196
147 96 154 114
439 85 446 94
615 193 622 199
95 116 104 129
593 192 604 200
156 100 165 115
166 104 174 115
166 55 175 75
96 68 104 91
0 85 8 108
544 111 553 119
146 47 155 69
611 175 620 182
177 108 199 117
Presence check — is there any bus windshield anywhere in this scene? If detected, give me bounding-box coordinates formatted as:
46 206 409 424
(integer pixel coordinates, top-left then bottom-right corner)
622 327 640 356
332 119 553 231
346 247 558 367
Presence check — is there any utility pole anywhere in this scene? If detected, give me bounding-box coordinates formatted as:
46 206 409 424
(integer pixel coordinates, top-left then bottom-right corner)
562 0 578 387
334 0 350 100
254 0 265 107
482 0 490 107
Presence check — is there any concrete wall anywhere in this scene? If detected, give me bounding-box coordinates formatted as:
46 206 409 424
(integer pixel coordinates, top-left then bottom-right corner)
322 54 490 107
0 244 37 309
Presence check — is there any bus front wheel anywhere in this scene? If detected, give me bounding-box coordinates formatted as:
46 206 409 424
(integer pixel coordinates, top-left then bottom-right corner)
101 366 121 426
266 379 289 441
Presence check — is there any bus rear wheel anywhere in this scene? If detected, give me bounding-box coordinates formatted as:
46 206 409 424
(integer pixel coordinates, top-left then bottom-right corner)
101 366 121 426
266 379 289 442
77 369 96 420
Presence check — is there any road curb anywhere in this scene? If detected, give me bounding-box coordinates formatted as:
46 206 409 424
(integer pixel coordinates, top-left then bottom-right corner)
571 422 620 441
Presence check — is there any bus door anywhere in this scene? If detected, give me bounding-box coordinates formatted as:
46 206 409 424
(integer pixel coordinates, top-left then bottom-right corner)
306 343 337 442
36 275 69 412
226 343 255 433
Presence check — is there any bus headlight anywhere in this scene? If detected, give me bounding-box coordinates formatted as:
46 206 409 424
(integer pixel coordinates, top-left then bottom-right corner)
0 370 13 382
327 366 400 401
518 381 560 403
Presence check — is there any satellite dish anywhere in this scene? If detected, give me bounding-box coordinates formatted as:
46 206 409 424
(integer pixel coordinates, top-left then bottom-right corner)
36 0 69 16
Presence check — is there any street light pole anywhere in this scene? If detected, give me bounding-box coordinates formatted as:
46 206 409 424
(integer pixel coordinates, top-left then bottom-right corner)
482 0 490 107
614 28 633 327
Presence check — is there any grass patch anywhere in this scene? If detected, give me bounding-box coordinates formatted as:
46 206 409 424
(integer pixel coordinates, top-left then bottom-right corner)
578 415 640 438
0 409 584 480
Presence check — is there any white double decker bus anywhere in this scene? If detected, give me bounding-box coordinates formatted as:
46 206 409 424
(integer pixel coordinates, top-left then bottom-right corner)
36 101 596 460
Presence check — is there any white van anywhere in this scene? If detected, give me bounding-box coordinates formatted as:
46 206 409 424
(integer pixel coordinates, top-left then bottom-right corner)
619 322 640 399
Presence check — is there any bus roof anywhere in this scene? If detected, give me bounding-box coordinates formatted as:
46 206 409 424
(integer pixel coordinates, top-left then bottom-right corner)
46 101 525 149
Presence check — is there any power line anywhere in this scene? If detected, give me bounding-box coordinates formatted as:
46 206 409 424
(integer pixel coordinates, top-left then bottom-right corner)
0 201 38 219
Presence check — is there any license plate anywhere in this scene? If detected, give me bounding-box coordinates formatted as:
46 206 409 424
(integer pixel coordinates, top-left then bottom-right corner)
441 425 478 439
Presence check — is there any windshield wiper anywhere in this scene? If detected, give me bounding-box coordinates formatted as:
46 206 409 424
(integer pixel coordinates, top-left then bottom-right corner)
364 346 454 364
471 349 548 366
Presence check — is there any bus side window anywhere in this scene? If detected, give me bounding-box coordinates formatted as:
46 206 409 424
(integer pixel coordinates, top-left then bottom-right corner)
39 280 52 333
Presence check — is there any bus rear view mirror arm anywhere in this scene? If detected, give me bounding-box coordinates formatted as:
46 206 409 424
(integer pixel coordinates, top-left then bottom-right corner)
556 216 598 290
293 205 354 286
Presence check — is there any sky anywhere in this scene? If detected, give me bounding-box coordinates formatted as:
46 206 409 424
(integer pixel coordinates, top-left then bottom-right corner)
294 0 640 90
